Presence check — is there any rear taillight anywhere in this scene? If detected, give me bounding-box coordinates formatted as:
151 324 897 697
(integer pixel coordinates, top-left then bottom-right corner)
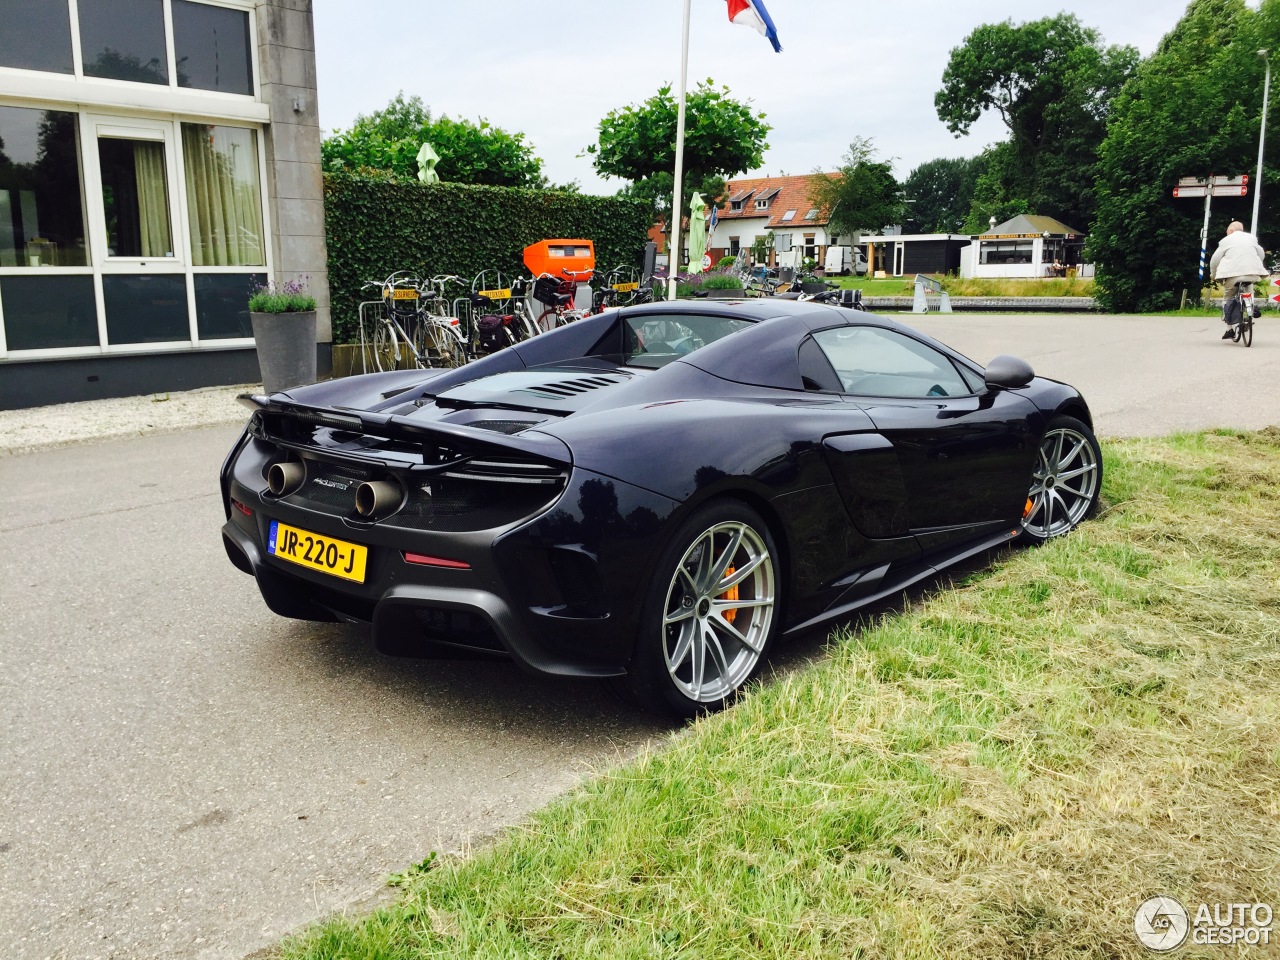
231 499 253 516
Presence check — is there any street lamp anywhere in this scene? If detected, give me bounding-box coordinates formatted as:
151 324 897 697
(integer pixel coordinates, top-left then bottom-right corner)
1251 48 1271 234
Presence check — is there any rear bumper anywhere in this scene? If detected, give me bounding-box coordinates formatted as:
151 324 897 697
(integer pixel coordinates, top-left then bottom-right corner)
222 459 679 678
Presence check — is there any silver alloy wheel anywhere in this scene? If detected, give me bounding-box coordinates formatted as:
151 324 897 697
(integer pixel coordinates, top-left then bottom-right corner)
1024 426 1100 539
662 520 776 703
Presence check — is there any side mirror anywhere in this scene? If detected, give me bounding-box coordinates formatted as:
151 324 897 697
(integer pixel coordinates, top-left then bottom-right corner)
984 355 1035 389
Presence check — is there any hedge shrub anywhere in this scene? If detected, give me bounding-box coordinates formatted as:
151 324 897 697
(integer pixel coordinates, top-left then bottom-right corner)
324 172 652 344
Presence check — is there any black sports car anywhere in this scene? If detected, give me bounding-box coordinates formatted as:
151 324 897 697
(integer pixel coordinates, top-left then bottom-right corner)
220 300 1101 715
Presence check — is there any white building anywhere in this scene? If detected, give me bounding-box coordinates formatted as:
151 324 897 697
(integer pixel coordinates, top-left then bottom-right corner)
958 214 1090 279
0 0 328 408
706 174 841 269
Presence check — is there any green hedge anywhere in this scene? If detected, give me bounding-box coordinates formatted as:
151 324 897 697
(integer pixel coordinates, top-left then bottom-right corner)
323 172 652 344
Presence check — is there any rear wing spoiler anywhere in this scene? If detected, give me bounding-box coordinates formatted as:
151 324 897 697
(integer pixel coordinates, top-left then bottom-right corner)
237 393 573 474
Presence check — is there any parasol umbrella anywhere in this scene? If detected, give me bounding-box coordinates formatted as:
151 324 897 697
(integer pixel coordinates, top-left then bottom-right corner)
416 142 440 183
687 191 707 271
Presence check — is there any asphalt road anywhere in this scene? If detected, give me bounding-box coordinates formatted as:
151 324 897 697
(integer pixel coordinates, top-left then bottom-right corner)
0 426 666 960
1 313 1276 960
908 312 1280 437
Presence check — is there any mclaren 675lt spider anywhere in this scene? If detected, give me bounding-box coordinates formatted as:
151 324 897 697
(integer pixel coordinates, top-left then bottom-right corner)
221 299 1100 715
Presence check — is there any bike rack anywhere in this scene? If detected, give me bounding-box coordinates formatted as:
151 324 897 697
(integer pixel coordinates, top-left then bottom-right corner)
912 274 953 314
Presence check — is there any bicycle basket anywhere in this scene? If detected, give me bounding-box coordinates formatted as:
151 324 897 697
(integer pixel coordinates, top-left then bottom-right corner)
533 275 574 307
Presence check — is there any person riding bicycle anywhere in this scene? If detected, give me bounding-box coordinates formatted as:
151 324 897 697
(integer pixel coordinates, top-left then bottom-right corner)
1210 221 1267 339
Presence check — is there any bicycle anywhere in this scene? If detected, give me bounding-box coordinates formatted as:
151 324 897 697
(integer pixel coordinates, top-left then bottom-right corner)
1222 280 1257 347
414 274 470 368
530 271 590 333
468 270 538 354
358 272 433 373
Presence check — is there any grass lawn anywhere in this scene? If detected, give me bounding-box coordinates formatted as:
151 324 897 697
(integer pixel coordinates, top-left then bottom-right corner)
283 430 1280 960
824 276 1097 298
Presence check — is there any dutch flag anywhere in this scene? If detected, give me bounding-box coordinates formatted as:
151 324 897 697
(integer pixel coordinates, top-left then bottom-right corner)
726 0 782 53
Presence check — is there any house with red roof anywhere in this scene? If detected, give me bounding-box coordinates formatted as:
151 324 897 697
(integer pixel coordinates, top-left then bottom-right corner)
706 174 841 269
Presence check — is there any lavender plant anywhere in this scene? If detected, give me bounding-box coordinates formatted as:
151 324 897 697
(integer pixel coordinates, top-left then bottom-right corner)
249 278 317 313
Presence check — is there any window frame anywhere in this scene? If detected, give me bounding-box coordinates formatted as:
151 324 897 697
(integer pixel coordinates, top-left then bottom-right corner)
0 0 259 102
0 106 272 358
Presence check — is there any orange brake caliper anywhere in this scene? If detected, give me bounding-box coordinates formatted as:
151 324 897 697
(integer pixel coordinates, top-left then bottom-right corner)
720 566 740 624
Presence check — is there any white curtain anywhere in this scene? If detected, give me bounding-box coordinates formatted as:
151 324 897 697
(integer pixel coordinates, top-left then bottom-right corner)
183 124 264 266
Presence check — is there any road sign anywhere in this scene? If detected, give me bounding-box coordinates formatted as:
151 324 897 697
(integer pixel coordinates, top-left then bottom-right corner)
1173 174 1249 198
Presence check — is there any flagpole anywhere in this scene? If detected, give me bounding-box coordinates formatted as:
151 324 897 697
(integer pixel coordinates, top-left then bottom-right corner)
667 0 692 301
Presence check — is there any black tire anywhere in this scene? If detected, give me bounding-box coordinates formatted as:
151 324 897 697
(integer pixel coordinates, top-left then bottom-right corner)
1021 415 1103 545
1240 317 1254 347
624 500 782 718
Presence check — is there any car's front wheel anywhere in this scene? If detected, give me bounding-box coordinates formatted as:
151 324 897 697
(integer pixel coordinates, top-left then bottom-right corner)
1021 414 1102 543
626 501 781 718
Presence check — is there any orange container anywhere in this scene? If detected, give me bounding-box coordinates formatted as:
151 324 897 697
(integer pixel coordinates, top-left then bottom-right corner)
523 239 595 280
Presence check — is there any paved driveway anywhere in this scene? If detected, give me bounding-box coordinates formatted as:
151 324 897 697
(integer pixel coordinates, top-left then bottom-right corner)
0 427 664 960
1 312 1276 960
907 312 1279 437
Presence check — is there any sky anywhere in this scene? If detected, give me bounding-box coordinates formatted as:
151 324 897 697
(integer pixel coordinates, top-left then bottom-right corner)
312 0 1199 195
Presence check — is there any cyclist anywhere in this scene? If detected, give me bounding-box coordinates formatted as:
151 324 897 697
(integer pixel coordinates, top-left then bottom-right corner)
1210 221 1267 339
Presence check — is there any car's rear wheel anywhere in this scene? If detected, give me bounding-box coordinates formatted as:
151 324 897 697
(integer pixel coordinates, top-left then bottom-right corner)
625 501 781 718
1021 415 1102 543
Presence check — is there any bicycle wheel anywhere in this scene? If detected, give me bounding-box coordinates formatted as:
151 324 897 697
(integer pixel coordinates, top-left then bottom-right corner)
425 321 466 368
1240 315 1253 347
370 322 400 372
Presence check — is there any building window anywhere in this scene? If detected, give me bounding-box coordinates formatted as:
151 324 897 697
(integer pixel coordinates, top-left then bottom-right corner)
755 198 770 211
98 135 174 258
979 240 1034 265
0 275 98 349
0 0 75 74
729 200 743 212
0 106 89 267
781 210 796 222
728 237 740 255
182 124 264 265
79 0 169 85
804 208 819 221
194 271 264 339
803 235 817 260
103 273 188 344
173 1 254 95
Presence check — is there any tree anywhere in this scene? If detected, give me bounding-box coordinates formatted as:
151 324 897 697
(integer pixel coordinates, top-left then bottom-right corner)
321 92 549 188
808 138 904 242
586 80 771 215
935 14 1138 228
1090 0 1268 311
902 156 980 233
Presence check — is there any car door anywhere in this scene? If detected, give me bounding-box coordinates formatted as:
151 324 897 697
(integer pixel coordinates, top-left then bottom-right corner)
810 325 1039 548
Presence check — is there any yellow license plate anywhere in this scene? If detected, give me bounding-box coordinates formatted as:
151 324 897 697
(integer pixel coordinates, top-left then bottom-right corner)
389 288 418 300
612 281 640 293
477 288 511 300
268 520 368 583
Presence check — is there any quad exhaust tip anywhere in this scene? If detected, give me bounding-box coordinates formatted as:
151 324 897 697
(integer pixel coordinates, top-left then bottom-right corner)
355 480 401 519
267 461 305 497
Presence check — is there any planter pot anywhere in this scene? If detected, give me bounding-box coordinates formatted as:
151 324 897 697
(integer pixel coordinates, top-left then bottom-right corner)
703 287 745 299
251 310 317 394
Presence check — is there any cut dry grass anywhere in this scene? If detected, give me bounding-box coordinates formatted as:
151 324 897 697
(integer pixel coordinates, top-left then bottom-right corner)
281 429 1280 960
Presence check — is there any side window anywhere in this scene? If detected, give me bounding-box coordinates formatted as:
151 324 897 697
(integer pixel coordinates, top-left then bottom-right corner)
812 326 973 399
